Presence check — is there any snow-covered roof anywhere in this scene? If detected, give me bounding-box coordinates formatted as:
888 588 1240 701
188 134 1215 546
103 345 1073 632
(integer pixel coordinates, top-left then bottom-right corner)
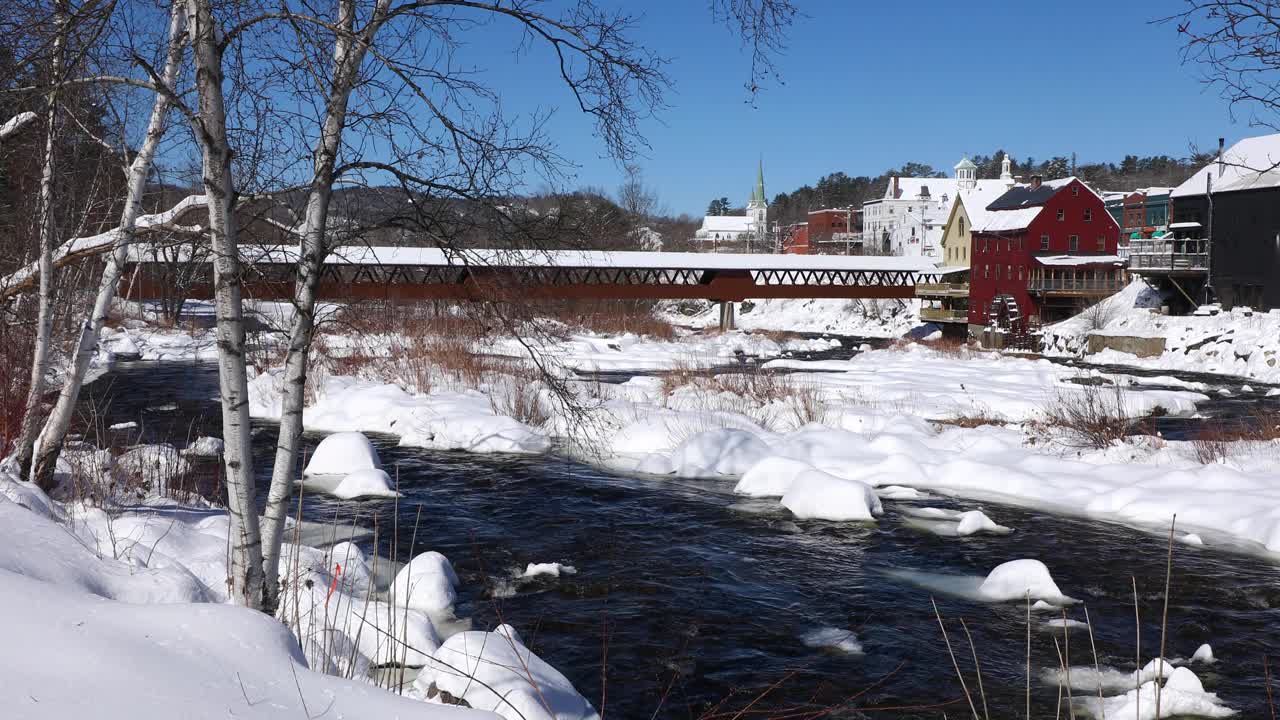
954 157 977 171
127 243 946 273
1169 221 1202 229
1035 254 1125 267
974 207 1041 233
1172 133 1280 198
955 183 1017 230
888 177 1010 202
699 215 754 233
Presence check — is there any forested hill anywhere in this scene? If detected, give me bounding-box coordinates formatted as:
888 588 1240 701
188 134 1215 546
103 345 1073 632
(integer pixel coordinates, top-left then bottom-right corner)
764 151 1213 226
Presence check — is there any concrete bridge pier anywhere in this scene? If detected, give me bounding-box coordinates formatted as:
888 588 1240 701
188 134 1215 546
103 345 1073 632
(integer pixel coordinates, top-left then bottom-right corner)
717 301 736 331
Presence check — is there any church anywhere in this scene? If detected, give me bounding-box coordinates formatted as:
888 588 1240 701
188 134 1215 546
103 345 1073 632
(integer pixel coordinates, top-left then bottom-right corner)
694 161 769 245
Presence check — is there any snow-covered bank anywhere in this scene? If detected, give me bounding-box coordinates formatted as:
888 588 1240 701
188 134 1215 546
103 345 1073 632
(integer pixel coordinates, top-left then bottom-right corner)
1044 280 1280 385
0 476 504 719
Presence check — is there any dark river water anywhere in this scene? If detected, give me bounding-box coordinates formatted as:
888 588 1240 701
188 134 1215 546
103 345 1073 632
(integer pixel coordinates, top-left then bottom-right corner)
80 355 1280 719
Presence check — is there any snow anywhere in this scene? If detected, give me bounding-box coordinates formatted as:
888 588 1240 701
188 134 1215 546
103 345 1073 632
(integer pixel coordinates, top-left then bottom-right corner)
0 474 497 719
0 110 37 140
1044 279 1280 384
781 470 883 522
974 206 1041 232
254 375 550 455
522 562 577 578
734 456 818 497
115 444 190 495
665 297 919 337
1192 643 1216 664
181 435 223 457
1180 533 1205 546
330 468 400 499
303 431 382 476
800 627 864 655
415 626 601 720
1078 667 1235 719
901 507 1012 537
1172 132 1280 197
108 421 138 431
671 428 772 477
956 510 1012 536
1036 254 1125 267
977 559 1072 603
391 551 460 614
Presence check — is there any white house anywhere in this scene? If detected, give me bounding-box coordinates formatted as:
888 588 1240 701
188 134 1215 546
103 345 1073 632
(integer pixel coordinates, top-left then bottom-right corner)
862 155 1015 257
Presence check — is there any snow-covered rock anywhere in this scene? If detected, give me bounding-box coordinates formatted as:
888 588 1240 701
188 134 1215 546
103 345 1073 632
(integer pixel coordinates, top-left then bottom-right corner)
330 468 399 499
1191 643 1215 664
182 436 224 457
670 428 771 478
1079 667 1234 719
781 470 882 522
303 431 381 476
116 444 189 494
416 626 600 720
390 551 459 613
977 559 1071 603
955 510 1012 536
733 456 815 497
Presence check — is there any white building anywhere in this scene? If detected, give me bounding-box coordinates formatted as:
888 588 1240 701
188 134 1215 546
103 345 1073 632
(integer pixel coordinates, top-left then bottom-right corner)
862 155 1015 257
695 161 769 246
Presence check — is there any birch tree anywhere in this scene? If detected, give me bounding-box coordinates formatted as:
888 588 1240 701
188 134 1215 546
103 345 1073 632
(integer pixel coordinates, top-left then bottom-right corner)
13 0 71 478
31 0 188 491
185 0 264 607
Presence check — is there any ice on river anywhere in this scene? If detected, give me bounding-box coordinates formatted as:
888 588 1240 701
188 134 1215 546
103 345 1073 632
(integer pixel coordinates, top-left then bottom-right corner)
900 507 1012 537
887 559 1073 605
800 627 864 655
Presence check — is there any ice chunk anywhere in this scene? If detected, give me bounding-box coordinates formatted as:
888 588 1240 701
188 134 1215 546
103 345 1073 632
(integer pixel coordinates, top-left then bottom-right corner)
977 559 1072 603
303 431 381 476
1179 533 1204 546
734 456 815 497
330 468 399 500
389 551 458 613
800 627 863 655
417 627 600 720
522 562 577 578
781 469 883 522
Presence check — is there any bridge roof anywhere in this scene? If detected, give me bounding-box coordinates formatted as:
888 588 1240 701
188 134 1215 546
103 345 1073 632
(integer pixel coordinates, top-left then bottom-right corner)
320 247 942 272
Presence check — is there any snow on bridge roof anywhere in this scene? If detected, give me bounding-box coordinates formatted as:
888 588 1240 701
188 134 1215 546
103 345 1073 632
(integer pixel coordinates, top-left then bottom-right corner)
130 244 943 274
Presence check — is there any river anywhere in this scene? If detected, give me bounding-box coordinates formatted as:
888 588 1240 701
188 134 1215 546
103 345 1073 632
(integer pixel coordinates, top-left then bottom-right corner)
80 354 1280 719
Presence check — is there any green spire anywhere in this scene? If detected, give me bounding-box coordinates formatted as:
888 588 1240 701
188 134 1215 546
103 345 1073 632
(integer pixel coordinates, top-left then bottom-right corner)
751 157 766 206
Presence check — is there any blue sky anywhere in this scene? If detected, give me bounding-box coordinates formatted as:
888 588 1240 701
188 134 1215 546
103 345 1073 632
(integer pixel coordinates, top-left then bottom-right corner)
462 0 1255 216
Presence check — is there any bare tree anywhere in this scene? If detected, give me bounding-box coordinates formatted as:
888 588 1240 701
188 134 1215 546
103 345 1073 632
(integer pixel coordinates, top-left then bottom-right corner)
1164 1 1280 131
14 0 72 478
31 0 188 491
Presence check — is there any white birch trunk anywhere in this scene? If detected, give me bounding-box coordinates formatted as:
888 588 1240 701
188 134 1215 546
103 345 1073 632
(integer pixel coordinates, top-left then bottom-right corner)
31 0 188 491
187 0 264 608
260 0 392 613
16 0 69 479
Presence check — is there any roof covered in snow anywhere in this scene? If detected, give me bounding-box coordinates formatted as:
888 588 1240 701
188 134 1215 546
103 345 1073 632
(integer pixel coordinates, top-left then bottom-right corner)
955 183 1018 230
885 177 1007 201
1172 133 1280 198
127 243 946 273
973 178 1089 234
1035 254 1125 267
699 215 754 233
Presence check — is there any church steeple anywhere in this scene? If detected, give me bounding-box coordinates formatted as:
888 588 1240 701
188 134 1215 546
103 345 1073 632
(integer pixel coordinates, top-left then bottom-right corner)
747 157 768 233
749 157 766 208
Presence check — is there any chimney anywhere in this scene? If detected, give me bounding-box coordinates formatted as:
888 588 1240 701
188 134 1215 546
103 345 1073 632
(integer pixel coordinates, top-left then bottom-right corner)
891 176 899 198
1217 137 1225 178
1030 175 1043 190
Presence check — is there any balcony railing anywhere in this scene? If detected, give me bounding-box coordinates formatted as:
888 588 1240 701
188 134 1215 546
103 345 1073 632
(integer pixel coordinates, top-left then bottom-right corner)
1127 238 1210 273
1027 275 1128 295
920 307 968 323
915 282 969 298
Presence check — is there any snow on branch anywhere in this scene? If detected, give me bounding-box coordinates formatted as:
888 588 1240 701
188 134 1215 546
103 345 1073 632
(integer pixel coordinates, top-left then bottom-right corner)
0 112 38 144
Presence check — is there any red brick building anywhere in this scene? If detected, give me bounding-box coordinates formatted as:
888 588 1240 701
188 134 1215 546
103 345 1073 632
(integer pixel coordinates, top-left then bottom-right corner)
782 222 810 254
967 177 1126 333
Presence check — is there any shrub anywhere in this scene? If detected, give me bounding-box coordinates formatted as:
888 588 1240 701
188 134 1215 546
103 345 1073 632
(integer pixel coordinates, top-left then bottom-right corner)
1040 382 1132 449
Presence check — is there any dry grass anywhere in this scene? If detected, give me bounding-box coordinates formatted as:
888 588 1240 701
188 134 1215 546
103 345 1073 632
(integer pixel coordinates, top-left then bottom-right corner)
528 299 676 340
1039 382 1133 449
934 413 1008 429
1190 409 1280 464
489 373 552 428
